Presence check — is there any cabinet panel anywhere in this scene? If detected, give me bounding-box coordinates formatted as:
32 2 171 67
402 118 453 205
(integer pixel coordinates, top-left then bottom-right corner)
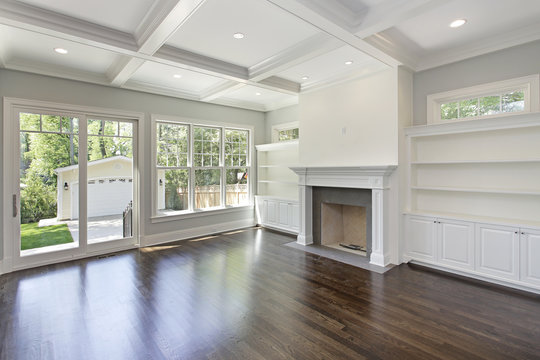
266 200 278 225
406 216 436 261
520 229 540 286
438 220 474 270
476 224 519 280
278 202 289 227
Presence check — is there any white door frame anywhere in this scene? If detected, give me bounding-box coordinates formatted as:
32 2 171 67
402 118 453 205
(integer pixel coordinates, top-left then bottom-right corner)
2 97 143 273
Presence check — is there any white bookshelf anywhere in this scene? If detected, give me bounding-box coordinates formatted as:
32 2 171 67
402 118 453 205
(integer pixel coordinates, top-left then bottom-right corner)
255 140 299 233
404 112 540 293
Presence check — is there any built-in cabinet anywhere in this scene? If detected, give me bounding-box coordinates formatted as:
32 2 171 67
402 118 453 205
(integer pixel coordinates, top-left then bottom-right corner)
404 113 540 292
255 140 299 234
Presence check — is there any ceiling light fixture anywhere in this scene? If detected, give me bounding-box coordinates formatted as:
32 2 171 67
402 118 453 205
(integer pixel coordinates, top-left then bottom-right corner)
301 76 309 80
449 19 467 28
233 32 245 39
173 74 182 79
255 92 262 96
54 48 68 54
345 60 353 65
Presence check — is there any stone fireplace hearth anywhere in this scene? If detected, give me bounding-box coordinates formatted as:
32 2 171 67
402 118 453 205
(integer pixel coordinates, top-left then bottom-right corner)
289 166 396 267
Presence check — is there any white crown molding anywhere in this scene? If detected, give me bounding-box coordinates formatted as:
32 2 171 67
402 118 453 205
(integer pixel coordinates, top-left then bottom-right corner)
210 95 298 112
300 61 389 93
0 0 138 53
3 58 112 87
248 33 342 82
416 22 540 72
363 31 421 71
122 79 200 101
209 98 267 112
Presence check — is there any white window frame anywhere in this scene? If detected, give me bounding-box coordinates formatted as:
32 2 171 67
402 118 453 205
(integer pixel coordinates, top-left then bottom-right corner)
427 75 540 124
271 121 299 143
151 114 254 223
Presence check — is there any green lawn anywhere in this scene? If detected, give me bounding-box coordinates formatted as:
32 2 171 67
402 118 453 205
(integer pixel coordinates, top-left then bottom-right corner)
20 222 74 250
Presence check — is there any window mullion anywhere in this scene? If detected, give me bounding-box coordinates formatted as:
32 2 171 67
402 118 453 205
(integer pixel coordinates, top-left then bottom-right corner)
220 127 226 207
189 124 194 211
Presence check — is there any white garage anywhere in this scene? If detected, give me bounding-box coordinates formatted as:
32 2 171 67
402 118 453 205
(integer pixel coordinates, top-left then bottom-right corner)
56 156 133 220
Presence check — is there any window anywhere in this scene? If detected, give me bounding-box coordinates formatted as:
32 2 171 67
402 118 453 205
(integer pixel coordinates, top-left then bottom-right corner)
427 75 539 124
271 121 299 142
154 118 251 218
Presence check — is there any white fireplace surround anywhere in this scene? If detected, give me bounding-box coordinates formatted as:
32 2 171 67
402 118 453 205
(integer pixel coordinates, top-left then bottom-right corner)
289 166 397 267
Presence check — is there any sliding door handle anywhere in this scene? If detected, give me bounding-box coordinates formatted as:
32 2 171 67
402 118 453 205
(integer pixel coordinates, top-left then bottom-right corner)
12 194 17 217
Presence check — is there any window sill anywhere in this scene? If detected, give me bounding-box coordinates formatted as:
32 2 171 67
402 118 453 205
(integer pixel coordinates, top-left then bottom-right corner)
150 204 254 223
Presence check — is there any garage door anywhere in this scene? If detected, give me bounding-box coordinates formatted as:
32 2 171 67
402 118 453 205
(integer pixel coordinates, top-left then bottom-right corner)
71 178 132 219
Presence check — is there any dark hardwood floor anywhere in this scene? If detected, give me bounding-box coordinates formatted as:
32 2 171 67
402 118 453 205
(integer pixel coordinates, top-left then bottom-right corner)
1 227 540 359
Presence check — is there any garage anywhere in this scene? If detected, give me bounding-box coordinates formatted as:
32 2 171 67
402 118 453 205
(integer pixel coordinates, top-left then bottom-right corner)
70 178 132 219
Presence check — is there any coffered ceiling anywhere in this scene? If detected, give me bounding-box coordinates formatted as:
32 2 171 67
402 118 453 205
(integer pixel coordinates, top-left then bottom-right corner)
1 0 539 112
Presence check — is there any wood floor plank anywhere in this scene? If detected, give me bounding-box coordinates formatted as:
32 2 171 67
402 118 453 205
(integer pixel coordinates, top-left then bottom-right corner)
1 227 540 359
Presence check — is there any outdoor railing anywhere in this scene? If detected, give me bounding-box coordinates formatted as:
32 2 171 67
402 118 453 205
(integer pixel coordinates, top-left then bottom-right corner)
123 200 133 238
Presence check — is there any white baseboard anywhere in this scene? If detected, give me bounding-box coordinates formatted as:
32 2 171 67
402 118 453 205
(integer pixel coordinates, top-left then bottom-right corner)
141 218 256 247
0 259 3 275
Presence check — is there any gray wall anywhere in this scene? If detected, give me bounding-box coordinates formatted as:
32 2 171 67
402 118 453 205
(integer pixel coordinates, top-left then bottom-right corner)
264 105 299 143
0 69 265 259
414 39 540 125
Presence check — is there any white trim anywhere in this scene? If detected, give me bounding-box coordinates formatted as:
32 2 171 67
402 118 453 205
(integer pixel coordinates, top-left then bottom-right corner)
2 97 143 273
141 218 256 247
289 166 397 266
426 75 540 125
150 114 255 220
409 260 540 295
406 111 540 137
151 205 254 223
271 121 299 143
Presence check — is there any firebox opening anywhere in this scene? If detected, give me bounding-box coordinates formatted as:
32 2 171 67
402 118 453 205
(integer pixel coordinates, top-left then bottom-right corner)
321 202 367 257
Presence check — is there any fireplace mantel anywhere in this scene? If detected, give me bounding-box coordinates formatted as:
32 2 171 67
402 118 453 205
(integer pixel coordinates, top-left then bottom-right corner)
290 166 396 189
289 165 397 267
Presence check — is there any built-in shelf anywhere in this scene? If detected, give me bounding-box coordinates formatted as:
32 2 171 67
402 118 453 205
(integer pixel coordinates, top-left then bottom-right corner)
411 159 540 165
411 186 540 195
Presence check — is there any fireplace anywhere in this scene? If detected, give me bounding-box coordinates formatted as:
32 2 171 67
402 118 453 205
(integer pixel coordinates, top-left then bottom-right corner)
313 187 372 257
289 166 396 267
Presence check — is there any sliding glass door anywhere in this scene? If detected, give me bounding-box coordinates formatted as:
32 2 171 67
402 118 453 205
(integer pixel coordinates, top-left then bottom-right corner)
8 104 138 269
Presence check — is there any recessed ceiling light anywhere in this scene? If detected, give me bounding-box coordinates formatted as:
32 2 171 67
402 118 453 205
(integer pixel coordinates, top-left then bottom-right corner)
449 19 467 28
54 48 68 54
344 60 353 65
173 74 182 79
301 76 309 80
233 32 245 39
255 92 262 96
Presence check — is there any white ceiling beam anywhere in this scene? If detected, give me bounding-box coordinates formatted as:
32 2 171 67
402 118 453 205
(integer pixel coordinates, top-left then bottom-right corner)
265 0 401 68
199 81 246 102
248 33 342 82
107 56 147 86
0 0 138 53
107 0 208 86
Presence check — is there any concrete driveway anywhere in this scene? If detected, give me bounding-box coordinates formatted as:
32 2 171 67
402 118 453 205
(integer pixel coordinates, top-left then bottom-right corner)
65 215 125 244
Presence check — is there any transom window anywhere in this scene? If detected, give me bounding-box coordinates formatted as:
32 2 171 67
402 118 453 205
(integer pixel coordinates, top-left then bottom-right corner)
154 119 251 218
440 89 525 121
278 128 299 141
272 121 300 142
427 75 539 124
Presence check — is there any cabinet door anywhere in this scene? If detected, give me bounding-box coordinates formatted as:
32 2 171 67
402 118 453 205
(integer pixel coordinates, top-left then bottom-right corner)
438 219 474 270
266 200 278 225
406 215 436 261
520 228 540 286
475 223 519 280
278 201 289 227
